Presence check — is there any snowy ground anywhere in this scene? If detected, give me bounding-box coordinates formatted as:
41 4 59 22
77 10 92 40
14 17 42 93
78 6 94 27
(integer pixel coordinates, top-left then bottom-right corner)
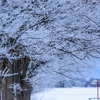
31 87 99 100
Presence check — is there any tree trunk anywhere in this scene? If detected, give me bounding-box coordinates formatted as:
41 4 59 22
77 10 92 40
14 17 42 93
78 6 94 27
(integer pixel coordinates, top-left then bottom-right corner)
0 56 31 100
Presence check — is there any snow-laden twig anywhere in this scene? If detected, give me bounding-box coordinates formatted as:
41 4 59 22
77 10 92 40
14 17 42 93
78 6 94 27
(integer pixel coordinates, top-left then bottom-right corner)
8 82 29 100
8 83 22 96
0 67 18 81
83 15 100 27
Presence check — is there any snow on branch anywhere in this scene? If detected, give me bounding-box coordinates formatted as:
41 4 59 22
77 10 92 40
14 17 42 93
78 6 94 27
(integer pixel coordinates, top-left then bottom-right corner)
0 67 18 81
8 82 30 96
8 83 22 96
83 15 100 27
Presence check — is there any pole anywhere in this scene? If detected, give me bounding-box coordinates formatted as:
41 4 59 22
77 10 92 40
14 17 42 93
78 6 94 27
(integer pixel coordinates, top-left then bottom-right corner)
96 80 99 100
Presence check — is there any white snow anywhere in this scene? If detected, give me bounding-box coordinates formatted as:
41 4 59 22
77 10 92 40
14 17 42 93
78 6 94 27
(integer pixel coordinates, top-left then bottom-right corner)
31 87 99 100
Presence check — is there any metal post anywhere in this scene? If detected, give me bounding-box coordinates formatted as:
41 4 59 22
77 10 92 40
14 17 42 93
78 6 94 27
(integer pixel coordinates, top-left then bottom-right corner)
96 80 99 100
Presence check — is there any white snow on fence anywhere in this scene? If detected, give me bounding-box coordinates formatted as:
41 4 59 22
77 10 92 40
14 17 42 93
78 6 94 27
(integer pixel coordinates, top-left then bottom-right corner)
31 87 99 100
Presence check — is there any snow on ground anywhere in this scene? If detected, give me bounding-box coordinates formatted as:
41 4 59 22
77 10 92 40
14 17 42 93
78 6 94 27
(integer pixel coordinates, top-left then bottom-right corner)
31 87 98 100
